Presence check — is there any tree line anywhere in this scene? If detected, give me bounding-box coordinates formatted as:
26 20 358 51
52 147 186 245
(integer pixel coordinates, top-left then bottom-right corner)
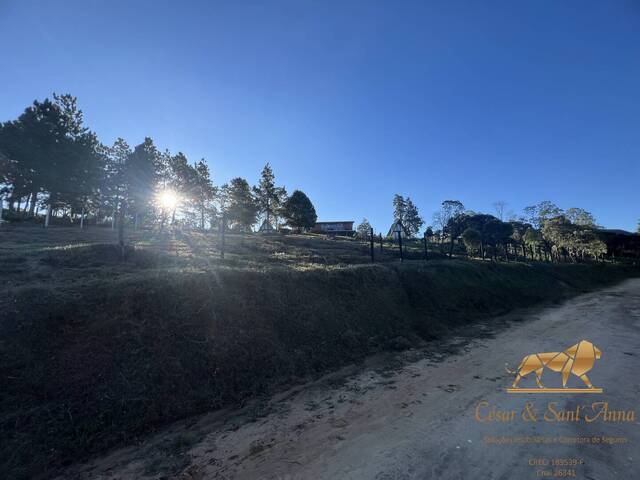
357 199 634 262
446 201 611 262
1 93 637 262
0 93 318 232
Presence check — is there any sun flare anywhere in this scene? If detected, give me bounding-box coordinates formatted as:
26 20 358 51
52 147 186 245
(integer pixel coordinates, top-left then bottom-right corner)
158 190 178 210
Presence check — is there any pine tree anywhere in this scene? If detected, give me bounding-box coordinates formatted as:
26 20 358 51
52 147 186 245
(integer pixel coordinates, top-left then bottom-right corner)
66 130 104 228
30 94 102 226
392 194 422 237
166 152 196 224
274 186 288 228
194 160 216 229
225 177 258 231
101 138 130 228
393 194 406 223
283 190 317 232
253 163 280 229
125 138 159 228
403 197 423 236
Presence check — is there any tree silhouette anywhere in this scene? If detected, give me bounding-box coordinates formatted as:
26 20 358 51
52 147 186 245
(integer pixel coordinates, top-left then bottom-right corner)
283 190 317 232
356 218 372 240
225 177 258 232
392 194 423 237
253 163 282 230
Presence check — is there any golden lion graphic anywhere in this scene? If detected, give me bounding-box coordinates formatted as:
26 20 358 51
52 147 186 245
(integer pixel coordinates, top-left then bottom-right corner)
506 340 602 390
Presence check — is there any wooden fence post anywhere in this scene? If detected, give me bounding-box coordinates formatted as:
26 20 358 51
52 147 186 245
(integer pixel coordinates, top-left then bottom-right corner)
118 201 126 260
398 231 403 261
423 233 428 261
219 214 226 259
379 233 383 253
370 227 374 263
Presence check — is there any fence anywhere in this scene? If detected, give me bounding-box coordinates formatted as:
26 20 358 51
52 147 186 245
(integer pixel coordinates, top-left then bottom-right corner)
359 227 432 263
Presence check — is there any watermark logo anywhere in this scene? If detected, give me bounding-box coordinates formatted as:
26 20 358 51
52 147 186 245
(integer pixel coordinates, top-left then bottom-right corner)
505 340 603 393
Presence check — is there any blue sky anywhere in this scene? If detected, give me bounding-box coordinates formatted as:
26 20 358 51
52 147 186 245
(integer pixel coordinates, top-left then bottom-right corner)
1 0 639 232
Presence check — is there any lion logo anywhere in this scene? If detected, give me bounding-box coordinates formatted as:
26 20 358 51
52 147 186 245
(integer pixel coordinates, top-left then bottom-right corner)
506 340 602 393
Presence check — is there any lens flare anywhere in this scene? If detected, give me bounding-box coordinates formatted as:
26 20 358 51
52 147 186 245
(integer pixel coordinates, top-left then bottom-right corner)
158 190 178 209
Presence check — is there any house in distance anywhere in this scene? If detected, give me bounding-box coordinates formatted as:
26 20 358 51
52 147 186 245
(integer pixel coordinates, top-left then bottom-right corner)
258 219 275 233
311 221 355 236
386 219 410 239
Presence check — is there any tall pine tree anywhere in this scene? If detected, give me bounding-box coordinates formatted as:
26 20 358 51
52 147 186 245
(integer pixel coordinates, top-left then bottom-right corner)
253 163 280 229
226 177 258 231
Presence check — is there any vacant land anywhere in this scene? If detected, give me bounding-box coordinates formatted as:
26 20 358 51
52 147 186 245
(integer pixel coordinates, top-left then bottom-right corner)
0 225 638 479
1 224 440 287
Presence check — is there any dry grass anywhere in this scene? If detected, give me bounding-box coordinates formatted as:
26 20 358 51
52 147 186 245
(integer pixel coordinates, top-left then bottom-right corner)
0 224 445 289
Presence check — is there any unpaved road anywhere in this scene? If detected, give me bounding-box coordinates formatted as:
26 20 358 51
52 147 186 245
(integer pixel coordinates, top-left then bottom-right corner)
61 279 640 480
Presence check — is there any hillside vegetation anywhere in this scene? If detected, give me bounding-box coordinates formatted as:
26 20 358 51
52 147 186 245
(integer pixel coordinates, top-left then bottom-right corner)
0 225 638 479
1 224 449 287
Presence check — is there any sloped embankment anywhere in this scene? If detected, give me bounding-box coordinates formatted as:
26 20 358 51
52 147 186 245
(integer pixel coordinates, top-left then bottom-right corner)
1 260 637 479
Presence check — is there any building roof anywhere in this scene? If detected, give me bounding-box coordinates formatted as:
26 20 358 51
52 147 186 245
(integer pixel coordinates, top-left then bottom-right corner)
314 221 354 225
387 219 410 237
258 219 275 231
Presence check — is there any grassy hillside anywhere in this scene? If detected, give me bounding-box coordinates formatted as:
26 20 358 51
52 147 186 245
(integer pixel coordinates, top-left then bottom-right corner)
1 224 446 287
0 225 638 479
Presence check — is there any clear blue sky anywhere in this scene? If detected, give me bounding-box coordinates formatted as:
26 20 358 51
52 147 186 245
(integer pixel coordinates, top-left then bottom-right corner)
1 1 639 232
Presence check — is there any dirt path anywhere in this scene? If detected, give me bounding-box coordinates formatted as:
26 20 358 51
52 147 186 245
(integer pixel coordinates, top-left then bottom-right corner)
61 279 640 480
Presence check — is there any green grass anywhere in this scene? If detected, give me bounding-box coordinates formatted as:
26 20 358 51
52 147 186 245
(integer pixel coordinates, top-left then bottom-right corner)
0 225 637 479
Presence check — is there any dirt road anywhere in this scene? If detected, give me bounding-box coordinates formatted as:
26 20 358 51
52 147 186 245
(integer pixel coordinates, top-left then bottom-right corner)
62 279 640 480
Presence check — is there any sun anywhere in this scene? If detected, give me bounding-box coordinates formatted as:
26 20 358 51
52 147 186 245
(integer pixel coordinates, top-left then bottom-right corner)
158 189 178 210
